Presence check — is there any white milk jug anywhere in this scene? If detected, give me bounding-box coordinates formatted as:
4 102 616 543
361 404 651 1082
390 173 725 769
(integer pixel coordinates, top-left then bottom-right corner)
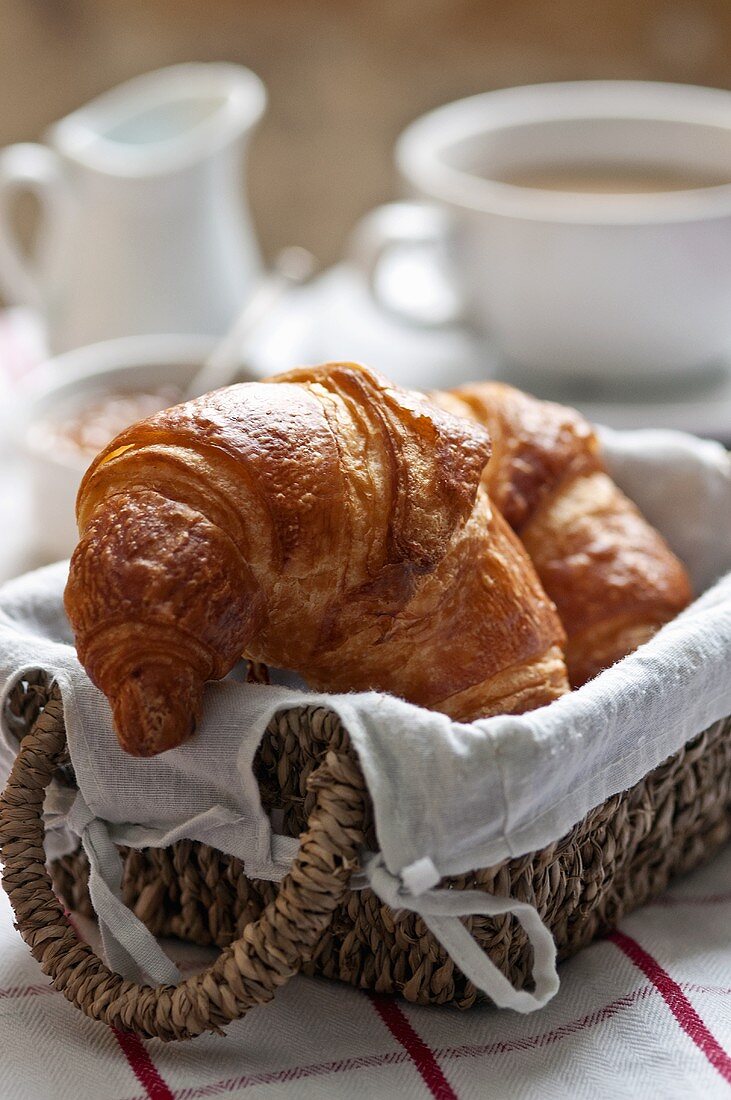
0 63 266 351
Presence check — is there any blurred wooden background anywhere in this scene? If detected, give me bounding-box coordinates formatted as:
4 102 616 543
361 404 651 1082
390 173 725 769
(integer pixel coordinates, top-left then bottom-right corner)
1 0 730 265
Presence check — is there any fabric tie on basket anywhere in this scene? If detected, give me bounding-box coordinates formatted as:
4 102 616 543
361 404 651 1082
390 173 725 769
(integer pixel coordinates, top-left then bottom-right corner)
51 784 561 1010
0 428 730 1014
64 790 184 986
36 781 182 983
363 852 559 1011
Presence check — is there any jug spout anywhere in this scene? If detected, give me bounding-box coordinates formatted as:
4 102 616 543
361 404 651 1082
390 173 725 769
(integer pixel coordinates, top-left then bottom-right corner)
49 63 267 177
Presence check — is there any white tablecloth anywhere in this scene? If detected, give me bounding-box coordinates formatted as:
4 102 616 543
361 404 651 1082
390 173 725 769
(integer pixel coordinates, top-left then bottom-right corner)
1 845 730 1099
0 300 730 1098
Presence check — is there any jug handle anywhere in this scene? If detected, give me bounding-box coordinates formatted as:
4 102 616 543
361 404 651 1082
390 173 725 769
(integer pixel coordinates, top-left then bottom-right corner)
0 143 70 313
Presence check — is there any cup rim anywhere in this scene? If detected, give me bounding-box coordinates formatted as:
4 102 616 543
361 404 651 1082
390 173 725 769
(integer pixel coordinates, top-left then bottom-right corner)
396 80 731 224
20 334 216 471
49 63 267 177
24 333 215 400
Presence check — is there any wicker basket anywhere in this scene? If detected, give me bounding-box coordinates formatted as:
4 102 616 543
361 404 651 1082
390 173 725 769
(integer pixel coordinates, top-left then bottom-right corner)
1 672 731 1043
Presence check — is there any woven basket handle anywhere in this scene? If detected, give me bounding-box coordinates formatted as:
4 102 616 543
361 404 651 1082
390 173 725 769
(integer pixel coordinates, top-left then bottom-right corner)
0 686 367 1041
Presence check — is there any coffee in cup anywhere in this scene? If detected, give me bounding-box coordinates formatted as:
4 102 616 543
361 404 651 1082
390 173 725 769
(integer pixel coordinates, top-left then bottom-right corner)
350 81 731 392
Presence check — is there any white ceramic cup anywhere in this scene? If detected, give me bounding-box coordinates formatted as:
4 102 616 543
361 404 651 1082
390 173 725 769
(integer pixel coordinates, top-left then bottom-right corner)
0 63 266 352
19 334 219 562
350 81 731 390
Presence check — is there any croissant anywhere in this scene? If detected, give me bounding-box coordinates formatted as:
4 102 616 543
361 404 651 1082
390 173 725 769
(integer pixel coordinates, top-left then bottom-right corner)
433 382 692 686
64 362 569 756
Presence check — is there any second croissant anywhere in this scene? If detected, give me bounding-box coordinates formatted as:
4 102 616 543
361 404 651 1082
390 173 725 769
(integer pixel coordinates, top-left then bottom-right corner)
433 382 692 685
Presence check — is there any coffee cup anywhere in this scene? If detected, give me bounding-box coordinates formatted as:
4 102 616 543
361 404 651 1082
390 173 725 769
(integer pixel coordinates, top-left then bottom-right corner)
349 81 731 392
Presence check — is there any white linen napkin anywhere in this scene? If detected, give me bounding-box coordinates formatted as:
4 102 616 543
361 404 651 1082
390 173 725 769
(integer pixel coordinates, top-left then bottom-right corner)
1 428 729 1011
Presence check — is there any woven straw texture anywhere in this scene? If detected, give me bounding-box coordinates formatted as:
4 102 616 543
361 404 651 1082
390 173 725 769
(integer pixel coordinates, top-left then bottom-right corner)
2 675 731 1040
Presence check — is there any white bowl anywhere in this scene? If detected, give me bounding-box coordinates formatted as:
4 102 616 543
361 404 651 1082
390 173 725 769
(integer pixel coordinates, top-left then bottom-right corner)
19 334 217 562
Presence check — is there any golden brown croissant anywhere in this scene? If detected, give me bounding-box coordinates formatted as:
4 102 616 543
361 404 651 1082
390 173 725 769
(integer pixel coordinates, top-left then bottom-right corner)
65 362 569 756
433 382 692 686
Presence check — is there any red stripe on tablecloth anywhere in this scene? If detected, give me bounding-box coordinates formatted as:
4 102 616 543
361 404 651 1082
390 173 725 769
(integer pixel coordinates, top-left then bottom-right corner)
435 986 652 1061
114 981 731 1100
63 912 174 1100
369 994 458 1100
610 930 731 1085
168 1052 411 1100
112 1027 175 1100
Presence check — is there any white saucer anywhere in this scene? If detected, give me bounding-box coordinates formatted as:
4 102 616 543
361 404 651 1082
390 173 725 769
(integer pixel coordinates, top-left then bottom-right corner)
573 373 731 444
249 263 485 391
261 264 731 445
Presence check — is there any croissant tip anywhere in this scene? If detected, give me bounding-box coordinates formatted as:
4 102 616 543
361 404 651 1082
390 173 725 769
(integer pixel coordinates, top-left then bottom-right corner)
117 719 196 758
111 665 201 757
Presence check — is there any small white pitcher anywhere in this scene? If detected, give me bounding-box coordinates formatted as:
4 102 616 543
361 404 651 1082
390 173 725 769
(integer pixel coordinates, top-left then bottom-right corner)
0 63 267 352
